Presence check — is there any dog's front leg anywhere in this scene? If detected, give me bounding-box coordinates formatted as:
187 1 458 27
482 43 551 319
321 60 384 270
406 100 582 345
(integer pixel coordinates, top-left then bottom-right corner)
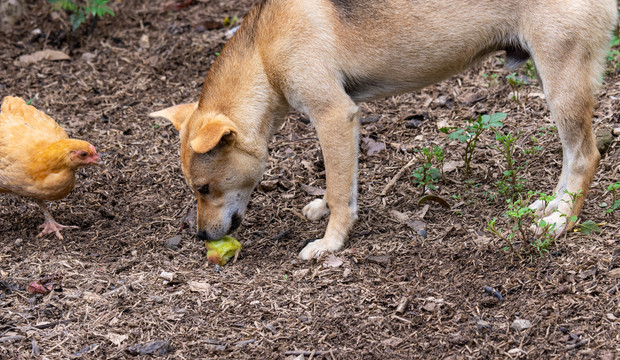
299 103 360 260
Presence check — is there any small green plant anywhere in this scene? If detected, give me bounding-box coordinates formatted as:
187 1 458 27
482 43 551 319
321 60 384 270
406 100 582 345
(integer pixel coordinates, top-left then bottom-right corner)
411 146 444 195
506 73 527 103
494 130 526 199
223 15 239 27
606 29 620 70
49 0 115 32
441 112 506 177
523 60 537 80
488 191 559 257
482 72 500 87
606 182 620 214
523 134 543 155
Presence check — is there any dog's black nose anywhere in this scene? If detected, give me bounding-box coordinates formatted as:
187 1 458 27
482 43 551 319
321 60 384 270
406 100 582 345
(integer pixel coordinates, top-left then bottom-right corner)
230 212 242 232
197 230 210 241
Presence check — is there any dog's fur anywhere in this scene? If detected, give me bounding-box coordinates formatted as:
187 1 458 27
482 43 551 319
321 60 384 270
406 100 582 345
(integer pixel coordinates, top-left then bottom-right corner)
151 0 618 259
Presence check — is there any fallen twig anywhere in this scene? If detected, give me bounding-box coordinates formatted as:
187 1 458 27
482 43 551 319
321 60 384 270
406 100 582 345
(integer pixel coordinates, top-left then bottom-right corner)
34 318 77 330
380 158 417 196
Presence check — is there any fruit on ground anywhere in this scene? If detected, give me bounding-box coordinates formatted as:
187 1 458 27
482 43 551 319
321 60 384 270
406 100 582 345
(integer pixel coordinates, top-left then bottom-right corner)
205 236 242 266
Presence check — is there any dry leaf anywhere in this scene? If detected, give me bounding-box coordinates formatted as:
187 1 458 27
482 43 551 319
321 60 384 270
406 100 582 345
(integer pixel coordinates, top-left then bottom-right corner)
107 333 128 346
382 337 403 347
159 271 175 281
188 281 211 293
422 302 437 312
293 268 310 278
608 268 620 279
139 34 150 49
301 184 325 196
406 219 426 232
16 50 70 66
324 255 343 268
361 137 386 156
418 195 450 208
443 160 464 173
83 291 104 303
528 92 545 99
436 119 452 131
389 210 410 223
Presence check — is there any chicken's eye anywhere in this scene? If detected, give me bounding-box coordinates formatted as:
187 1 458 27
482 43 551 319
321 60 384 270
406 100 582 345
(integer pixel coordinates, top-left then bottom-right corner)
80 152 88 158
197 184 210 195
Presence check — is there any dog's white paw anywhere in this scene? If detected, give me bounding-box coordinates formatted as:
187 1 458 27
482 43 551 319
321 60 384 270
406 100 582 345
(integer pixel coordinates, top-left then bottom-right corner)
302 198 330 221
298 238 343 260
530 211 568 235
528 199 546 216
529 193 572 235
528 197 563 218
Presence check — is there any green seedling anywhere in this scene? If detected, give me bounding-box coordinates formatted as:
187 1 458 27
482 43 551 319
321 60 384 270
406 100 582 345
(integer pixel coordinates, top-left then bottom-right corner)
223 15 239 27
488 191 572 257
606 29 620 70
494 130 526 200
523 60 537 80
506 73 527 103
441 112 506 177
49 0 115 32
482 72 500 87
606 182 620 215
411 146 444 195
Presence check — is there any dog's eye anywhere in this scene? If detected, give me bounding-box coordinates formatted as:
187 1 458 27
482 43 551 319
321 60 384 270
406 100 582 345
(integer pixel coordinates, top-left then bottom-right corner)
197 184 210 195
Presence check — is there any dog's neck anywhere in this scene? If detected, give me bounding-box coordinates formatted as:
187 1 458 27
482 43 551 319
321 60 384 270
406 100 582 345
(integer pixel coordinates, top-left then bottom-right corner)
197 40 288 161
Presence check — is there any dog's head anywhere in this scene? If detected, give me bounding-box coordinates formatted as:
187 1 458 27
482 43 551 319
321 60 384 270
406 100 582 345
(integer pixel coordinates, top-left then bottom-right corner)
150 103 264 241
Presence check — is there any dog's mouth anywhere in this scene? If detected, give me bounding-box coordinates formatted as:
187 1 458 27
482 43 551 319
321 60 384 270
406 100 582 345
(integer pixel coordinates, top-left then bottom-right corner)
196 212 243 241
230 212 242 232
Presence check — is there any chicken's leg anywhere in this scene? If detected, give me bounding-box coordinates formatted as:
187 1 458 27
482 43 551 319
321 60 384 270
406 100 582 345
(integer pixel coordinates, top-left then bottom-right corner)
35 200 78 240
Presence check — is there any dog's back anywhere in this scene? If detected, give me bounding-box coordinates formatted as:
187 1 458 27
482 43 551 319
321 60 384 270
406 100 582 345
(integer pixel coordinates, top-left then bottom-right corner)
251 0 617 102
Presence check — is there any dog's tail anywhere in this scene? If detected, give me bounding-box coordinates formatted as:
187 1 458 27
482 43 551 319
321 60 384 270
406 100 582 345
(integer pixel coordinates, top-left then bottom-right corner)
504 44 531 70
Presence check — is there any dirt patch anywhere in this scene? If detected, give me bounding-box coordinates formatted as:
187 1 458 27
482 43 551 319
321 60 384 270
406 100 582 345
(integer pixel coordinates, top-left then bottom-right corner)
1 1 619 359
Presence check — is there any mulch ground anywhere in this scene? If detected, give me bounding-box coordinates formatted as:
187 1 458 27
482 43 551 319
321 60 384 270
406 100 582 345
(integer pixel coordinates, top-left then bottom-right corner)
1 1 619 359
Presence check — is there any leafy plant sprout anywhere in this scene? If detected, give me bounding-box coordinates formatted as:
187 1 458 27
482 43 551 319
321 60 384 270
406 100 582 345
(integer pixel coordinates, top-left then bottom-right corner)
506 72 527 103
494 130 526 200
49 0 115 33
523 59 537 80
606 25 620 71
411 146 444 195
441 112 506 178
488 191 558 258
605 182 620 215
482 72 500 87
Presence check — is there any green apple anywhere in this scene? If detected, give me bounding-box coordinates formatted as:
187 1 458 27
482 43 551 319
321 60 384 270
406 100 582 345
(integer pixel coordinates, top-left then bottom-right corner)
205 236 242 266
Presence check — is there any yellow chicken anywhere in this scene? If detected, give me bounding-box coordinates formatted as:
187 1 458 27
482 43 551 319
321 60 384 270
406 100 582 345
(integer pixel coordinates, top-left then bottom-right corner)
0 96 101 239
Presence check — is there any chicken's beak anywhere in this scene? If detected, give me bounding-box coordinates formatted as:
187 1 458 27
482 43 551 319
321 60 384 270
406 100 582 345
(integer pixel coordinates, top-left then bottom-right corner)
92 154 103 167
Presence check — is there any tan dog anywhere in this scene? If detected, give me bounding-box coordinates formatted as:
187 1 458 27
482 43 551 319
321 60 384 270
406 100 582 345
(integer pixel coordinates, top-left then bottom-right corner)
151 0 618 260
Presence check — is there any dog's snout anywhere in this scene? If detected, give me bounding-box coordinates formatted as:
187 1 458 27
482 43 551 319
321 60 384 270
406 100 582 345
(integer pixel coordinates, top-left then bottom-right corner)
197 230 211 241
230 212 242 232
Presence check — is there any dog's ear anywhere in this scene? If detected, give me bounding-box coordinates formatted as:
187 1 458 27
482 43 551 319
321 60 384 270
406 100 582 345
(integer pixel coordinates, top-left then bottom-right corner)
149 103 197 131
190 116 238 154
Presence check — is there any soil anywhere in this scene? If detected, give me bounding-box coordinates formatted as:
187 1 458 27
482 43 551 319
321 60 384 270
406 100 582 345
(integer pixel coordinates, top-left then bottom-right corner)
1 1 619 359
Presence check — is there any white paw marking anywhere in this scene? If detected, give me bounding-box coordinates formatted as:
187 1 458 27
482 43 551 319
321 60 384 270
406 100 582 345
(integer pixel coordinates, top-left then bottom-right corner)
302 198 330 221
529 194 571 235
530 211 567 235
298 238 343 260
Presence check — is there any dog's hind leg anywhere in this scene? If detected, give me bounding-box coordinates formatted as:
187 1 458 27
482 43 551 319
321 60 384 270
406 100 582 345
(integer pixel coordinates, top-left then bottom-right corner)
525 16 611 234
296 93 361 260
